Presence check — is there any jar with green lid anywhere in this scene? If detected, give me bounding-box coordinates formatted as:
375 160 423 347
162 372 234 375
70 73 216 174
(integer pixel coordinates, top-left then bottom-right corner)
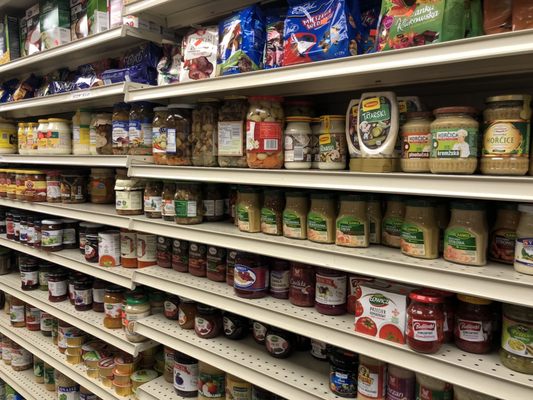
174 182 203 225
382 195 405 248
401 198 439 259
500 303 533 374
237 186 261 233
367 194 382 245
283 191 309 240
444 201 488 266
336 194 368 247
307 193 336 244
261 189 284 235
125 294 151 343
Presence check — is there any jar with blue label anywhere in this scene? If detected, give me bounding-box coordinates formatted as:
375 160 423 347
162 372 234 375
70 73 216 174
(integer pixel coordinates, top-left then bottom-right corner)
328 346 358 398
233 252 268 299
129 102 154 155
112 102 131 155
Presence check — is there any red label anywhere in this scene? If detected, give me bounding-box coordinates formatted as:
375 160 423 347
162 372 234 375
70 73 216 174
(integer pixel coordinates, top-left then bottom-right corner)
234 264 268 291
246 121 282 153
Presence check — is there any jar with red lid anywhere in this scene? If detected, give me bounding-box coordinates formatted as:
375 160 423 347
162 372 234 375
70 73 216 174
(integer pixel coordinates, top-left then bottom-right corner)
48 269 68 302
194 304 222 339
164 295 180 320
454 295 493 354
270 259 290 299
289 262 315 307
92 279 106 313
407 289 445 354
74 277 94 311
226 250 237 286
157 236 172 268
171 239 189 272
206 246 226 282
233 252 269 299
188 242 207 277
25 305 41 331
315 268 347 315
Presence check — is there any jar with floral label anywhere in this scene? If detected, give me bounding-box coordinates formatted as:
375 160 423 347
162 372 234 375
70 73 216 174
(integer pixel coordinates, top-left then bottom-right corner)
386 364 414 400
206 246 226 282
283 191 309 239
192 99 219 166
367 195 382 245
172 239 189 272
382 195 405 248
270 259 290 299
137 233 158 268
125 293 151 342
319 115 347 170
401 112 433 173
218 96 248 167
284 116 312 169
237 186 261 233
174 352 198 398
454 295 493 354
328 346 358 398
444 202 488 266
415 374 452 400
112 103 130 155
174 182 203 224
195 304 222 339
128 102 154 155
514 203 533 275
261 189 284 235
167 104 194 165
234 252 268 299
246 96 284 169
315 268 346 315
336 194 368 248
203 183 225 222
144 180 163 218
189 242 207 277
289 262 315 307
357 355 386 400
152 107 169 164
489 203 519 264
161 181 177 221
407 289 445 354
401 199 439 260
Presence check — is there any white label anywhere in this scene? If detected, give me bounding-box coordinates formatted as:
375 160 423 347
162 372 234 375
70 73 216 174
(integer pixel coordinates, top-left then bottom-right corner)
515 237 533 268
358 369 384 398
457 319 489 342
218 121 243 156
174 362 198 392
144 196 162 212
11 347 32 367
93 288 105 303
270 270 290 292
203 199 224 217
105 302 122 318
163 200 176 216
21 270 38 286
63 228 76 244
10 305 25 322
58 386 80 400
73 126 81 141
48 280 68 296
137 234 157 262
315 274 347 306
126 310 151 336
74 288 92 307
120 231 137 258
167 128 177 153
116 191 143 211
412 319 438 341
253 322 267 341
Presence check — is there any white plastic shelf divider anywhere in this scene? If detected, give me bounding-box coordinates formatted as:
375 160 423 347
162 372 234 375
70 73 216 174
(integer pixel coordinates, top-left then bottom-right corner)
0 273 156 355
0 235 135 289
0 360 55 400
135 376 182 400
135 314 337 400
0 313 119 400
0 155 153 168
127 164 533 202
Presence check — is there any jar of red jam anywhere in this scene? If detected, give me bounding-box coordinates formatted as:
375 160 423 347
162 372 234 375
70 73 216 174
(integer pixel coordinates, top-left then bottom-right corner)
407 289 445 354
157 236 172 268
171 239 189 272
48 269 68 302
164 295 180 320
92 279 106 313
270 259 290 299
206 246 226 282
25 305 41 331
226 250 237 286
289 262 315 307
194 304 222 339
188 242 207 277
315 268 347 315
454 295 493 354
222 312 248 340
74 277 94 311
20 259 39 291
234 252 268 299
178 298 196 330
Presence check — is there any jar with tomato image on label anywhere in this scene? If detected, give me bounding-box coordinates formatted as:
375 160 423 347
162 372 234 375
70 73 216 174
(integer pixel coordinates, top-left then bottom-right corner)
226 250 237 286
137 233 157 268
223 312 248 340
178 298 196 330
454 295 493 354
206 246 226 282
194 304 222 339
315 268 347 315
174 352 198 398
164 295 180 320
270 259 290 299
252 321 268 345
198 362 225 400
407 289 445 354
265 327 295 359
189 242 207 277
289 262 315 307
172 239 189 272
120 229 137 268
415 373 453 400
328 346 358 398
387 364 415 400
157 236 172 269
358 355 387 400
234 252 269 299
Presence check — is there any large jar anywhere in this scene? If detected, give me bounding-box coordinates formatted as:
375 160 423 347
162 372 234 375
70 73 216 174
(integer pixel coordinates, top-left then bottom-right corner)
407 289 445 354
37 119 49 153
382 195 405 248
174 182 203 224
328 346 358 398
335 194 368 248
307 193 336 244
386 364 415 400
236 186 261 233
41 220 63 252
115 177 144 215
45 118 71 155
246 96 284 169
166 104 194 166
357 355 386 400
192 99 219 166
261 189 284 236
444 201 488 266
91 113 113 155
24 170 47 202
400 199 439 259
0 119 17 154
367 194 382 245
26 122 39 155
489 203 519 264
319 115 347 170
112 102 130 155
315 268 346 315
89 168 115 204
72 109 91 155
218 96 248 167
125 294 151 342
481 95 531 175
128 102 154 155
234 252 268 299
284 116 312 169
500 303 533 374
61 173 87 204
430 107 479 174
144 180 163 218
515 203 533 275
152 107 169 164
283 191 309 240
401 111 433 172
454 295 493 354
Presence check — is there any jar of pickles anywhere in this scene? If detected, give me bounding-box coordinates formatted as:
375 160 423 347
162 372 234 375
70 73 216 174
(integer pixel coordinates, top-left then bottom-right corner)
167 104 194 166
192 99 219 166
218 96 248 167
152 107 169 164
174 182 203 224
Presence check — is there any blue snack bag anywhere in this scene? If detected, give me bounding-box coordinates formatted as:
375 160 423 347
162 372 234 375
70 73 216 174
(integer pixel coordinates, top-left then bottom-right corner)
217 5 266 76
263 7 287 69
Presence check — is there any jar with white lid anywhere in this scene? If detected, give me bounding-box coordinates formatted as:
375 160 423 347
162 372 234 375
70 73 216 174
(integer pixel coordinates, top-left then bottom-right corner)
514 203 533 275
311 118 320 168
17 123 27 155
72 109 91 155
26 122 39 155
318 115 347 170
45 118 71 155
0 118 17 154
37 119 49 153
284 116 312 169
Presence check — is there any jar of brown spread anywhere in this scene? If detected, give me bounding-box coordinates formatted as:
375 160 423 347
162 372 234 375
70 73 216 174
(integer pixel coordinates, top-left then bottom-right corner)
115 177 145 215
89 168 115 204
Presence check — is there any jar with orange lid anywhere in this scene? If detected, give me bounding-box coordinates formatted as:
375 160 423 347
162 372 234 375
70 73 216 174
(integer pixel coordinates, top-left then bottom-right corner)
284 116 312 169
319 115 347 170
24 170 47 202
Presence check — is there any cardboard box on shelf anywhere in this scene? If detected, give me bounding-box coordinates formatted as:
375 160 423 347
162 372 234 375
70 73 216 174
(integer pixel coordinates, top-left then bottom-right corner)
40 0 71 49
87 0 108 35
70 0 88 40
20 4 41 57
109 0 123 29
123 15 161 35
0 15 20 65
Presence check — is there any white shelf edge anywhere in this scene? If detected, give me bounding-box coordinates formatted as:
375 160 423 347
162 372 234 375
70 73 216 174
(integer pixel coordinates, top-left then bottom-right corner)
135 376 184 400
0 361 55 400
0 155 153 168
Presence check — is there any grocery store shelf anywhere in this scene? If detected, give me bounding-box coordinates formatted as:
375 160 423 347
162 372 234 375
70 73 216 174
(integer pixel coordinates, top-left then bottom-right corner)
0 236 135 289
0 83 147 119
135 314 335 400
0 314 118 400
0 360 55 400
135 376 181 400
0 273 156 355
128 164 533 202
126 30 533 102
0 27 163 81
0 154 153 168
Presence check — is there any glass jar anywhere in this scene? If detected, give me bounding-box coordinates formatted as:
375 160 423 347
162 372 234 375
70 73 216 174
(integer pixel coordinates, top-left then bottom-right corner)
120 229 137 268
382 195 405 248
34 357 45 384
307 193 336 244
74 277 93 311
41 219 63 252
415 373 453 400
26 122 39 155
89 168 115 204
315 267 346 315
72 109 91 155
188 242 207 277
164 295 180 320
44 118 71 155
401 199 439 259
226 250 237 286
237 186 261 233
125 294 151 342
157 236 172 268
174 352 198 398
17 122 27 154
85 233 99 262
218 96 248 167
20 259 39 290
10 297 25 327
61 219 77 250
38 263 52 291
387 364 415 400
161 181 177 221
104 287 124 329
92 279 106 312
283 191 309 240
226 374 252 400
48 269 68 302
223 312 248 340
25 304 41 331
152 107 169 164
357 355 386 400
246 96 284 169
444 201 488 266
430 107 479 174
178 298 196 330
192 99 219 166
203 183 225 222
144 180 163 218
500 303 533 374
0 169 7 197
270 259 290 299
13 213 20 241
166 104 194 165
234 252 268 299
266 327 295 359
0 118 16 154
515 203 533 275
481 95 531 175
172 239 189 272
284 99 315 118
407 289 445 354
318 115 347 170
79 222 102 254
150 290 165 315
206 246 227 282
261 189 284 235
137 233 158 268
128 102 154 155
174 182 203 224
489 203 519 264
11 343 32 371
15 171 27 200
61 173 87 203
115 177 144 215
6 170 16 199
336 194 368 247
454 295 493 354
112 102 130 155
453 386 497 400
328 346 358 398
401 112 433 172
24 170 47 202
289 262 315 307
46 170 61 203
91 113 113 155
284 116 312 169
37 120 49 153
194 304 222 339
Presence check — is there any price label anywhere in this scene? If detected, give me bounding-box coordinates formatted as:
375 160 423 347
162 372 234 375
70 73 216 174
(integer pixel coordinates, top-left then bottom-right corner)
70 91 91 100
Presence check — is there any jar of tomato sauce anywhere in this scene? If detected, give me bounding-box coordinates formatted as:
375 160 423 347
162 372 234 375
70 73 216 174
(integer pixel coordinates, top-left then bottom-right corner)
407 289 445 354
315 267 347 315
234 252 268 299
454 295 493 354
289 262 315 307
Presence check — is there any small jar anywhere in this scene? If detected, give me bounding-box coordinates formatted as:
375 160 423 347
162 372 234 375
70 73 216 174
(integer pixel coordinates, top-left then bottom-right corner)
401 111 433 173
206 246 227 282
144 180 163 218
318 115 347 170
112 102 130 155
382 195 405 248
24 170 47 202
192 99 219 167
401 198 439 259
152 107 169 164
6 170 16 199
284 116 312 169
46 170 62 203
194 304 222 339
237 186 261 233
453 386 497 400
92 279 106 312
234 252 268 299
61 219 78 249
178 298 197 330
84 234 99 263
125 294 151 342
161 181 177 221
61 173 87 204
78 222 101 254
336 194 368 247
25 304 41 331
167 104 194 165
270 259 290 299
128 102 154 155
115 177 144 215
328 346 358 398
261 189 284 235
489 203 519 264
289 262 315 307
266 327 295 359
48 269 68 302
150 290 165 315
164 295 180 320
223 312 248 340
45 118 72 155
40 312 53 336
89 168 115 204
515 203 533 275
174 352 198 398
104 286 124 329
311 339 328 360
283 191 309 240
39 263 52 291
407 289 445 354
454 295 493 354
307 193 336 244
217 96 248 168
120 229 137 268
174 182 203 224
157 236 172 268
315 267 346 315
74 277 93 311
172 239 189 272
252 321 268 345
189 242 207 277
10 297 25 327
203 183 225 222
358 355 386 400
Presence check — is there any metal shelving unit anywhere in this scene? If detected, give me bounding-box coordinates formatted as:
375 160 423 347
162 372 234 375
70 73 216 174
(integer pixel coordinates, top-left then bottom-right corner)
135 376 181 400
0 360 55 400
0 155 153 168
0 273 156 355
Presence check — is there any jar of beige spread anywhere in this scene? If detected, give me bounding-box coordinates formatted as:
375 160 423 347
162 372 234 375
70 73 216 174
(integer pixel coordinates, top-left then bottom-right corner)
401 111 433 173
400 198 439 259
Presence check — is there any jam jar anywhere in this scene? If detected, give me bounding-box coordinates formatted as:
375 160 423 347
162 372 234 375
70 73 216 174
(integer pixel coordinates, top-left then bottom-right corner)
194 304 222 339
188 242 207 277
74 277 94 311
223 312 248 340
234 252 268 299
328 346 358 398
407 289 445 354
206 246 226 282
20 259 39 291
265 327 295 359
270 259 290 299
164 295 180 320
454 295 493 354
178 298 197 330
157 236 172 268
174 352 198 398
315 267 347 315
41 220 63 252
252 321 268 345
172 239 189 272
226 250 237 286
289 262 315 307
92 279 106 312
144 180 163 218
104 286 124 329
48 269 68 302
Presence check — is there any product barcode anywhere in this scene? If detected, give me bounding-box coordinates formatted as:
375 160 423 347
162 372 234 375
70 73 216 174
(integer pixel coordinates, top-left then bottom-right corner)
264 139 278 151
294 146 304 161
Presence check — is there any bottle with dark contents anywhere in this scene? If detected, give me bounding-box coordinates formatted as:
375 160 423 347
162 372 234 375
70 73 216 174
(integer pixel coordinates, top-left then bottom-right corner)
0 208 5 234
19 214 27 244
6 212 14 239
48 269 68 302
19 255 39 291
157 236 172 268
188 242 207 277
178 298 196 330
315 267 347 316
222 312 248 340
270 259 290 299
172 239 189 272
26 216 34 246
13 214 20 241
164 295 180 320
328 346 358 398
226 250 237 286
206 246 226 282
454 295 493 354
74 276 94 311
85 234 99 263
289 262 315 307
252 321 268 345
194 304 222 339
294 335 311 351
33 219 42 248
265 327 295 359
92 279 106 312
173 352 198 398
203 183 225 222
234 252 269 299
310 339 328 361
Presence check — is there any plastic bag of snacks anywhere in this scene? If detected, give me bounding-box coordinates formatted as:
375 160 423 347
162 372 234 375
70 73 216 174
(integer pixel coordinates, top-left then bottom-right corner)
180 27 218 82
157 44 181 85
282 0 359 67
217 5 265 76
356 0 381 54
263 8 286 69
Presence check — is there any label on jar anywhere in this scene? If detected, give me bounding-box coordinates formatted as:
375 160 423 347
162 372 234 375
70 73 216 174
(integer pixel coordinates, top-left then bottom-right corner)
283 211 303 238
129 121 152 146
105 302 122 318
74 288 93 307
331 369 357 398
383 216 403 243
261 207 280 235
163 199 176 217
266 333 289 356
47 181 61 200
311 339 327 359
195 316 213 337
164 301 178 318
11 346 31 368
402 132 431 159
482 121 529 157
144 195 162 212
315 274 346 306
234 264 268 291
358 363 386 399
175 200 198 218
387 372 415 400
501 315 533 358
39 270 49 286
120 231 137 259
125 310 151 336
515 237 533 268
285 132 311 162
400 223 426 256
307 212 329 242
457 319 490 342
489 229 516 263
93 288 105 304
99 232 121 267
174 361 198 392
41 229 63 248
369 216 378 244
21 270 38 286
204 199 224 217
218 121 244 156
336 216 366 246
359 96 392 150
166 128 177 154
63 228 76 244
26 306 40 327
223 316 237 336
319 133 346 164
112 120 129 148
253 321 267 342
57 385 80 400
46 130 63 150
246 121 282 153
198 371 225 397
41 312 53 332
431 127 477 159
153 127 167 154
444 228 479 264
49 280 68 296
270 269 290 295
411 319 438 341
416 382 453 400
116 191 143 211
137 234 157 263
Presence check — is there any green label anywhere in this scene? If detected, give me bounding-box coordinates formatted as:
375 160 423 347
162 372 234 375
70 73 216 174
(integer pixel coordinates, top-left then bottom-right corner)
175 200 197 218
431 127 478 159
444 228 477 251
34 360 44 378
501 316 533 358
44 366 55 385
261 207 277 225
359 96 392 150
308 212 327 232
283 211 301 229
237 205 249 222
383 216 403 236
401 223 424 244
198 372 225 397
336 216 365 236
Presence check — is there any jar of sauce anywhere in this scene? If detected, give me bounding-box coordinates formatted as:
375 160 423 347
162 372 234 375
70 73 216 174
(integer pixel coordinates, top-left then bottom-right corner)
194 304 222 339
25 305 41 331
237 186 261 233
336 194 369 248
174 352 198 398
283 191 309 239
357 355 387 400
401 198 439 259
514 203 533 275
222 312 248 340
10 297 25 327
206 246 226 282
74 277 93 311
454 295 493 354
188 242 207 277
265 327 295 359
261 189 284 236
92 279 106 312
120 229 137 268
48 269 68 302
46 170 61 203
89 168 115 204
164 295 180 320
407 289 445 354
401 112 433 173
24 170 47 202
41 220 63 252
104 286 124 329
144 180 163 218
20 262 39 291
178 298 196 330
328 346 358 398
315 267 347 315
270 259 290 299
172 239 189 272
289 262 315 307
234 252 268 299
61 173 87 203
157 236 172 268
226 250 237 286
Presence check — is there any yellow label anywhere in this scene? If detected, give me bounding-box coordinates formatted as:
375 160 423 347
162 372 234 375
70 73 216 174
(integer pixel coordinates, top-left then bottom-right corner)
362 97 381 112
79 127 90 145
483 120 528 157
319 133 331 145
0 129 16 149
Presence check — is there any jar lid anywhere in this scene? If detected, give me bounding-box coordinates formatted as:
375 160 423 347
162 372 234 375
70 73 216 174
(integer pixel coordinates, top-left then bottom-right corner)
486 94 531 103
153 106 168 112
168 103 195 109
48 118 70 123
286 116 312 122
131 369 158 383
519 203 533 214
17 122 26 126
450 201 486 211
409 289 444 304
41 219 63 225
127 294 148 305
249 96 283 102
457 294 492 305
27 122 38 126
433 106 477 116
37 119 49 123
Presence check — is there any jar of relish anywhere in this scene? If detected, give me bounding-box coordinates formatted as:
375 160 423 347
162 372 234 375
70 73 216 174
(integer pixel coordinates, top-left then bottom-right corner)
407 289 445 354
